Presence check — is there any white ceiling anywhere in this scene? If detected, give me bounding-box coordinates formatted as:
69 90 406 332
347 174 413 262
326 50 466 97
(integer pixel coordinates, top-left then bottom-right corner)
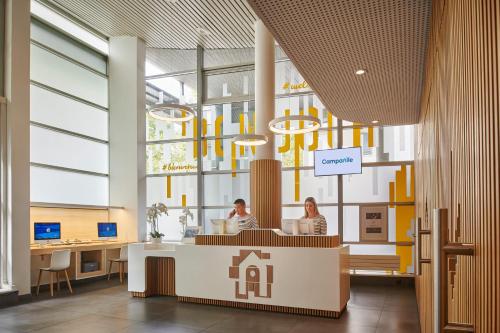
48 0 257 49
248 0 431 125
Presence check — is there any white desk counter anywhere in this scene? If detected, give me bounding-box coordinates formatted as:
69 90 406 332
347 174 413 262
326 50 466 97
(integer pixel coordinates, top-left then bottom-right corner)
128 230 350 318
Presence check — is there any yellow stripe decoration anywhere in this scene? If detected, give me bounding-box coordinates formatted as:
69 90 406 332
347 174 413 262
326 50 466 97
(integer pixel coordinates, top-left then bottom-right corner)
181 111 186 136
202 118 208 157
166 176 172 198
231 142 237 178
293 110 306 202
307 107 319 151
181 194 186 207
389 182 395 208
327 112 334 148
192 117 208 159
239 114 245 156
368 126 374 147
193 117 198 159
294 147 300 202
353 123 361 147
250 112 256 155
278 109 291 153
215 115 224 157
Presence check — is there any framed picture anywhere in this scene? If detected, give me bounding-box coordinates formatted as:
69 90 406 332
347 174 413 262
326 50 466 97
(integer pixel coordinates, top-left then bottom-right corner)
182 226 201 243
359 206 388 242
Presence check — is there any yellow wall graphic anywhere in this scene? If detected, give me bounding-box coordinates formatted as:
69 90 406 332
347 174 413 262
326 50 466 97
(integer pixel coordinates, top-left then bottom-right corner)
389 165 415 273
352 124 375 148
192 117 207 158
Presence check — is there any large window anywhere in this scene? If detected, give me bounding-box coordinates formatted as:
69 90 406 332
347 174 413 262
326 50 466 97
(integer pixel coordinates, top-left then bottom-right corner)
30 17 109 206
145 48 416 275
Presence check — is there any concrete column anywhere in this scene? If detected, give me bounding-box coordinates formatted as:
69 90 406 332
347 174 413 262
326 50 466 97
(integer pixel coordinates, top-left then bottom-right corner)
250 20 281 228
108 37 147 242
3 0 31 295
254 20 275 159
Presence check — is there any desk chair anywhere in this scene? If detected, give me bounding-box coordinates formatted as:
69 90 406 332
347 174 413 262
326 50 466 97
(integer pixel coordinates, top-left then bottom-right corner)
108 245 128 284
36 249 73 297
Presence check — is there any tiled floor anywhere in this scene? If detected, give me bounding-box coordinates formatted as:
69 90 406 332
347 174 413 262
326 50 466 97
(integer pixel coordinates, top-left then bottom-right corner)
0 279 420 333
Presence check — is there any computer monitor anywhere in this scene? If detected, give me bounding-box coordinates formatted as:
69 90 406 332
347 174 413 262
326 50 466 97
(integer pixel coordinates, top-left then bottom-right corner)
298 219 316 235
98 222 117 239
34 222 61 243
210 219 226 234
281 219 299 235
281 219 315 235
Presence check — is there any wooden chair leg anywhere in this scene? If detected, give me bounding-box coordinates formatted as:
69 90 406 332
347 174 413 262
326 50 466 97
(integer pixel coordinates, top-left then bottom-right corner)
56 271 60 291
49 272 54 297
119 262 123 284
64 269 73 294
36 269 43 296
107 260 113 280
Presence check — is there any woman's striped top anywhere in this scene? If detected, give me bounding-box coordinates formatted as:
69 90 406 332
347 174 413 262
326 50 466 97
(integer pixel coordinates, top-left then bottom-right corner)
303 214 327 235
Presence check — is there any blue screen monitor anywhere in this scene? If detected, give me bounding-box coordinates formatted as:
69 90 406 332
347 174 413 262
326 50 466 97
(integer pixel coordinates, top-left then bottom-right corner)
98 222 117 238
34 222 61 241
314 147 362 176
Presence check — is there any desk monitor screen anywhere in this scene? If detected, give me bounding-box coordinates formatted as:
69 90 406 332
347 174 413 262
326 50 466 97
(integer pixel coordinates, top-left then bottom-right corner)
281 219 298 235
314 147 362 176
299 219 316 235
210 219 226 234
34 222 61 241
98 222 117 238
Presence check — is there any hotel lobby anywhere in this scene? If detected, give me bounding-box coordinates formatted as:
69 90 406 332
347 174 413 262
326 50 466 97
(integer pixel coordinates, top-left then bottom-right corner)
0 1 499 333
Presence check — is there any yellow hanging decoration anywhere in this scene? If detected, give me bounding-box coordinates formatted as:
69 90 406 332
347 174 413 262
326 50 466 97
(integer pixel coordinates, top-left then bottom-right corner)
307 107 319 151
278 109 291 153
215 115 224 157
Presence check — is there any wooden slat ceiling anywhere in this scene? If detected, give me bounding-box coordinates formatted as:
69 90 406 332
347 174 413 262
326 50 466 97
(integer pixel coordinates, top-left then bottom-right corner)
48 0 257 49
247 0 431 125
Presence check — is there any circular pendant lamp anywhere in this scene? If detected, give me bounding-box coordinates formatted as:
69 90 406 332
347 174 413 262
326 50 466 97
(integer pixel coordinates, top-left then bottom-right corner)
232 134 268 146
268 114 321 135
148 103 195 122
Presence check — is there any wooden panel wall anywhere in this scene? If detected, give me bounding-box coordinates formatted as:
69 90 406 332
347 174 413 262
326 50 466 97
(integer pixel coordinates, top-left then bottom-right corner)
250 159 282 228
415 1 499 332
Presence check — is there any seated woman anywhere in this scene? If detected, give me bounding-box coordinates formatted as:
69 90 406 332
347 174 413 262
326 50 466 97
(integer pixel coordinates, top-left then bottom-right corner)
302 197 327 235
228 198 259 230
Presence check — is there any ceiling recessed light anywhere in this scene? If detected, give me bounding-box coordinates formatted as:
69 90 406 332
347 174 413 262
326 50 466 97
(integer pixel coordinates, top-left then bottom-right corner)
371 120 379 124
196 27 210 36
355 69 367 75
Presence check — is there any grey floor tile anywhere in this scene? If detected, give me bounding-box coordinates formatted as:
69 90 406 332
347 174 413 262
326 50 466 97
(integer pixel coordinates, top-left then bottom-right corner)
1 279 421 333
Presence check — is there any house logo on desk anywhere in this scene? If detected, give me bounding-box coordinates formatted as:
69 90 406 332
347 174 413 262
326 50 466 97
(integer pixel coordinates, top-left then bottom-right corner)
228 250 273 300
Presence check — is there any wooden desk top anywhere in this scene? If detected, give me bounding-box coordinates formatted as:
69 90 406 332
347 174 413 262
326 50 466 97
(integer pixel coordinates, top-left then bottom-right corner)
30 241 128 255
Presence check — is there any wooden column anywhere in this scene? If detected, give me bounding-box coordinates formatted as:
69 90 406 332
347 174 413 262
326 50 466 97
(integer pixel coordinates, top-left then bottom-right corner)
250 159 281 229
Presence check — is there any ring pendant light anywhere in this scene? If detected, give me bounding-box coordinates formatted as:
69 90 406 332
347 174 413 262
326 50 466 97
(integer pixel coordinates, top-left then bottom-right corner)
148 103 195 122
232 134 268 146
268 114 321 135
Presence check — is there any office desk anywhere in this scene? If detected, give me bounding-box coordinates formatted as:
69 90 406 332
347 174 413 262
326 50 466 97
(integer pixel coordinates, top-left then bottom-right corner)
30 241 127 286
129 230 350 318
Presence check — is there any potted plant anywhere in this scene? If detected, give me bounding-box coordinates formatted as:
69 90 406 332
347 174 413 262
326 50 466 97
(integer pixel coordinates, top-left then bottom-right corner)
147 203 168 243
179 207 194 236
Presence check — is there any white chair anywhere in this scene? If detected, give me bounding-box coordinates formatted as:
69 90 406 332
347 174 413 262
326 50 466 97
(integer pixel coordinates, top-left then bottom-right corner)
36 249 73 296
108 245 128 284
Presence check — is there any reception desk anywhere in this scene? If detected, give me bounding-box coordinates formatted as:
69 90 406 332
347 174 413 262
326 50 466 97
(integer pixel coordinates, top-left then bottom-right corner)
128 230 349 318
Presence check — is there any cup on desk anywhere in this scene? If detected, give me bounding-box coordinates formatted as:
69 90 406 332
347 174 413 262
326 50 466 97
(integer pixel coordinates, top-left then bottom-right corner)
292 220 299 235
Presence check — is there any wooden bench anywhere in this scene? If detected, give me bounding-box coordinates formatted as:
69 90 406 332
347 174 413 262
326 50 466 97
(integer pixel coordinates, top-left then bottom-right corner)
349 255 400 274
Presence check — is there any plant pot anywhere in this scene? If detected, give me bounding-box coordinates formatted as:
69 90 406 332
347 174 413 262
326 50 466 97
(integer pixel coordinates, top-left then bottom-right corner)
151 237 162 244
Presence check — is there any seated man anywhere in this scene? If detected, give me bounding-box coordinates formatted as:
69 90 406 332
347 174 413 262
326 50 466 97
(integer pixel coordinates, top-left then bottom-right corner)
227 198 258 230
